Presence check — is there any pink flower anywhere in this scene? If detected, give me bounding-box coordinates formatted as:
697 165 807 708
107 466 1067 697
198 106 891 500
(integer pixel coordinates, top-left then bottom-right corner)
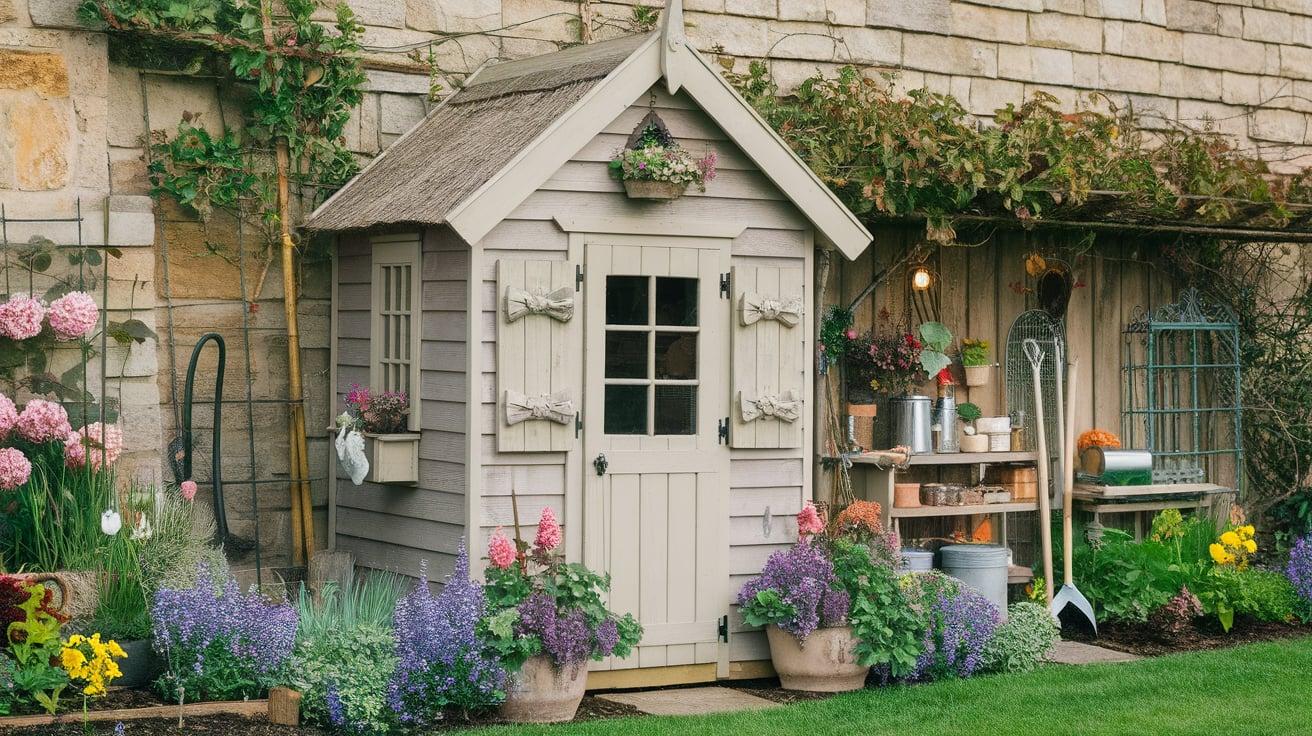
797 502 824 539
534 506 562 553
17 399 71 444
0 294 45 340
845 328 858 340
0 394 17 438
0 447 31 490
180 479 198 501
47 291 99 341
488 528 516 569
64 422 124 470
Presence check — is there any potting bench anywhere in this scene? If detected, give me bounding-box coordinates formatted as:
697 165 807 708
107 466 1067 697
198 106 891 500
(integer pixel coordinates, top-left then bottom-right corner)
1073 481 1233 542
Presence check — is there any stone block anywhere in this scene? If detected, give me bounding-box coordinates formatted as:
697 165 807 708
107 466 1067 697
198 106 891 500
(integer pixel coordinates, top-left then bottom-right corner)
1044 0 1083 13
143 75 224 135
378 93 426 135
1099 54 1159 94
778 0 864 26
767 20 840 61
902 33 997 77
837 26 900 65
866 0 949 33
1086 0 1141 20
348 0 406 27
1242 7 1295 44
0 0 16 23
1249 108 1307 143
686 11 769 56
999 45 1074 85
108 147 149 195
1105 21 1182 61
1217 6 1241 37
362 69 430 96
0 49 69 96
27 0 81 28
725 0 774 18
766 59 846 93
968 77 1025 115
1027 11 1102 52
1177 99 1249 140
156 218 261 301
405 0 499 33
970 0 1042 10
5 96 70 190
502 0 579 44
1183 33 1265 74
1072 52 1100 86
1141 0 1163 24
106 67 145 148
951 3 1027 44
1159 63 1222 101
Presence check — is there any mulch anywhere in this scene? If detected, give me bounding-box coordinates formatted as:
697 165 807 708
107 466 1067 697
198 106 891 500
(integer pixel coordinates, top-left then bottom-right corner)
727 679 834 706
1065 616 1312 657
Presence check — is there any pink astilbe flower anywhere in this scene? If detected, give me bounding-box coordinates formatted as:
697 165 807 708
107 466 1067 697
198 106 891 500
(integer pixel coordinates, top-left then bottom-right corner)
797 502 824 539
64 422 124 470
487 528 516 570
0 447 31 490
17 399 71 443
0 294 45 340
180 479 198 501
47 291 99 341
0 393 17 439
534 507 562 553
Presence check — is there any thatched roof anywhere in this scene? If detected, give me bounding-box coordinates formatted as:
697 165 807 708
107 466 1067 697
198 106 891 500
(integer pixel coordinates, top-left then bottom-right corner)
305 33 653 233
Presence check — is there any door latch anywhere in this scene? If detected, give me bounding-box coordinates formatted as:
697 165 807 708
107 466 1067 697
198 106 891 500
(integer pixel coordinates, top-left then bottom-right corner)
718 614 729 643
593 453 608 476
718 417 729 445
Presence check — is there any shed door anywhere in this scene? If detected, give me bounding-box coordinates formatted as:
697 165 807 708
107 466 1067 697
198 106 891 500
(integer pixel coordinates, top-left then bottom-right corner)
582 239 729 673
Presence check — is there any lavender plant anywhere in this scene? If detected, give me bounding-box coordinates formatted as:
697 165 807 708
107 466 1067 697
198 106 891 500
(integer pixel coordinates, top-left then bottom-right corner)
1287 534 1312 616
737 541 850 640
151 563 297 702
903 572 1000 681
388 545 505 726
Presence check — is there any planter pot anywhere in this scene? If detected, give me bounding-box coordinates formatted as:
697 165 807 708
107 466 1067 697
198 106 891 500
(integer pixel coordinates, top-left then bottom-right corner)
114 639 164 689
363 433 420 485
622 179 688 200
964 365 990 387
960 433 989 453
893 482 921 508
765 625 869 692
498 655 587 723
846 402 877 452
22 571 98 619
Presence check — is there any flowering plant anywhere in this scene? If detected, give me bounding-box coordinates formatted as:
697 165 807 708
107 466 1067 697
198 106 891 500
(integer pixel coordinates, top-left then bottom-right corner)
1287 534 1312 615
2 578 71 713
609 121 717 192
343 383 410 434
59 633 127 697
960 338 989 367
901 571 1000 681
865 331 927 396
480 508 642 672
1209 524 1258 570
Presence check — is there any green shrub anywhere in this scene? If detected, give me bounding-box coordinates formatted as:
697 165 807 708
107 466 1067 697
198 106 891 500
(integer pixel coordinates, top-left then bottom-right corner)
288 624 397 735
983 602 1060 674
1195 567 1303 631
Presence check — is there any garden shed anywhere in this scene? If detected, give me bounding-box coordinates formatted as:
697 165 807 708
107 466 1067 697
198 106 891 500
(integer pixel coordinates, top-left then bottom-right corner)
307 2 871 687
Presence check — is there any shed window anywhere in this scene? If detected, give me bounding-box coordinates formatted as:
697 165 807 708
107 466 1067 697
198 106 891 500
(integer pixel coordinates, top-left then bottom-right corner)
602 275 698 435
370 236 422 430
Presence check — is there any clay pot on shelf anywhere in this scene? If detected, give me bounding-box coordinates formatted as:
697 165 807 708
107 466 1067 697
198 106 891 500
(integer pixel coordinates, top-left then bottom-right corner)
498 655 587 723
766 625 870 693
894 482 921 508
960 433 989 453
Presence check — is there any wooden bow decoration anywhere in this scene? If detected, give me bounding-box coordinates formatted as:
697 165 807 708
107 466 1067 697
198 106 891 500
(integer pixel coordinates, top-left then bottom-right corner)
505 286 574 323
505 389 575 426
739 390 802 423
738 292 802 327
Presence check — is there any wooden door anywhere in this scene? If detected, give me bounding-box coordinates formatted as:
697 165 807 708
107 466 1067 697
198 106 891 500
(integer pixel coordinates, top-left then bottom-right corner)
582 238 729 673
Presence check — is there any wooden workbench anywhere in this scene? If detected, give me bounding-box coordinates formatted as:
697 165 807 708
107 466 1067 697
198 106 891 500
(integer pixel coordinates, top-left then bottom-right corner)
1073 482 1234 541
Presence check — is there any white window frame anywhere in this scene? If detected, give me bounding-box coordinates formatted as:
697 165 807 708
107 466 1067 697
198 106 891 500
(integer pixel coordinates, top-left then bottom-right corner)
369 234 422 432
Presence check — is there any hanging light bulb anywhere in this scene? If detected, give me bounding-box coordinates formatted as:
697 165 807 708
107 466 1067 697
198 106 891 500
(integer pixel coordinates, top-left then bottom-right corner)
911 266 933 291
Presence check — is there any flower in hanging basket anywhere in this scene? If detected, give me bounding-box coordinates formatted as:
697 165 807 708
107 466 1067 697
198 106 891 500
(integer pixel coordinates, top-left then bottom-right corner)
609 119 717 196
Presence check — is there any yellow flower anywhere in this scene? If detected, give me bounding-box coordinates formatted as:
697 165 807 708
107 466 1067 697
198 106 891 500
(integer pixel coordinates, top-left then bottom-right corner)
1221 531 1241 547
1240 525 1256 539
1243 539 1257 553
1210 543 1228 564
60 646 86 672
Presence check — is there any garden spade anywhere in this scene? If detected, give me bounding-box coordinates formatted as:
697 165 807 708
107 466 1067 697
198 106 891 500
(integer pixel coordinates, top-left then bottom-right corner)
1051 356 1097 633
1023 339 1055 608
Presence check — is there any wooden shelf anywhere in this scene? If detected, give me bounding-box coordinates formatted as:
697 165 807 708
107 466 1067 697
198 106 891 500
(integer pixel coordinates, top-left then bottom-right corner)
889 501 1038 518
845 451 1038 467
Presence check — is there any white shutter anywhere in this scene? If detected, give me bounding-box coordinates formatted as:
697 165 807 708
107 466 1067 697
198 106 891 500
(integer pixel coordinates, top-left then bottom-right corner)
496 258 578 453
731 265 805 449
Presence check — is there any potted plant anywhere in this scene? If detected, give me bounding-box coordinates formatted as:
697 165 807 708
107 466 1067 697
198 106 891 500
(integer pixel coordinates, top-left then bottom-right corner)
738 502 921 691
958 402 988 453
480 508 643 723
961 338 991 386
342 383 419 485
609 117 717 200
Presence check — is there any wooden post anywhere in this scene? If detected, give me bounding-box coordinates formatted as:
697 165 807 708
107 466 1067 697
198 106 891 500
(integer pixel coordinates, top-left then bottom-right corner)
268 687 301 727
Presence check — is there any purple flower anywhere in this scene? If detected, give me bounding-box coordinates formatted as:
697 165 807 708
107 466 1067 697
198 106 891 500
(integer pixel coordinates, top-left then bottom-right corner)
906 577 1000 681
515 593 594 667
1287 534 1312 611
114 723 125 736
594 618 619 657
737 541 848 640
325 684 345 727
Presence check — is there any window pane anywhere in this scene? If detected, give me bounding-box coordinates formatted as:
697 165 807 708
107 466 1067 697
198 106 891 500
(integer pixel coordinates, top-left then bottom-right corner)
605 385 648 435
605 331 649 379
655 332 697 380
606 275 648 325
655 385 696 435
656 277 698 326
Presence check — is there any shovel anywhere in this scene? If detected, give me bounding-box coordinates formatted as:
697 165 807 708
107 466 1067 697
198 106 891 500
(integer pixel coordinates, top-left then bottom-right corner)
1023 339 1055 607
1051 357 1097 632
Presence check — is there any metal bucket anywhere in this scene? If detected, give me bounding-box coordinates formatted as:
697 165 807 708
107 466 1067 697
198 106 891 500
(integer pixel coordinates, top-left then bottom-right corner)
935 395 959 453
1081 448 1154 485
898 549 934 574
890 394 933 454
939 544 1009 617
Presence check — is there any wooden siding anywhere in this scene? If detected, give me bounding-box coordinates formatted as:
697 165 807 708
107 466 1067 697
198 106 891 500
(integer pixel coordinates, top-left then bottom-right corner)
333 229 470 579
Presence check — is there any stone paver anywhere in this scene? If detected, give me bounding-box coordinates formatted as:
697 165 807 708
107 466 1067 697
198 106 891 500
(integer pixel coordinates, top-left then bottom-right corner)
1050 640 1143 665
599 686 779 716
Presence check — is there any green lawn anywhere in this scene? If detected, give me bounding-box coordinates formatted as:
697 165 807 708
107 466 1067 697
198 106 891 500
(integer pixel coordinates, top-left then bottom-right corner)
466 636 1312 735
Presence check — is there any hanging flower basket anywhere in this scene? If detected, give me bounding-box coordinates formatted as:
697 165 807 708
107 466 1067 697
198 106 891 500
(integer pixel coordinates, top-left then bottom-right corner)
622 179 689 200
611 110 716 202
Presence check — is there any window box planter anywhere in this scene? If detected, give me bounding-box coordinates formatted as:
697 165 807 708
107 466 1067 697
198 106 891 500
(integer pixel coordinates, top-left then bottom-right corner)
622 179 688 200
364 432 420 485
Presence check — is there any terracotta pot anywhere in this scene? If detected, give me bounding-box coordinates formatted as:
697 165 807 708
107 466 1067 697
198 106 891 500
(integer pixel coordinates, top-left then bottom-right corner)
623 179 688 200
960 433 989 453
847 402 877 451
766 625 869 692
964 364 990 387
893 482 921 508
498 655 587 723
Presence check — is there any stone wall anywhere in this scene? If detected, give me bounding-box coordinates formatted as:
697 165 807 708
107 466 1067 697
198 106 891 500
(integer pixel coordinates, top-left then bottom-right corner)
2 0 1310 569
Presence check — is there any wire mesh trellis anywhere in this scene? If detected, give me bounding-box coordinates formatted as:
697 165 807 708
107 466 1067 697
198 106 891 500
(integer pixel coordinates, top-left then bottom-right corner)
1121 287 1244 495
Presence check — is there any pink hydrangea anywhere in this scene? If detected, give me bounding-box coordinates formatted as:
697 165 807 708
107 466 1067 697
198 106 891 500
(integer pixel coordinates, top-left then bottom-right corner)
64 422 124 470
180 479 198 501
534 506 562 553
797 502 825 539
17 399 71 444
0 393 17 439
488 528 517 569
0 294 45 340
47 291 99 341
0 447 31 490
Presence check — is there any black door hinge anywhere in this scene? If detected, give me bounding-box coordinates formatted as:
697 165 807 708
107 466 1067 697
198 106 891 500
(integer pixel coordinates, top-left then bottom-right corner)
718 614 729 643
719 272 731 299
718 417 729 445
576 264 584 291
575 412 582 439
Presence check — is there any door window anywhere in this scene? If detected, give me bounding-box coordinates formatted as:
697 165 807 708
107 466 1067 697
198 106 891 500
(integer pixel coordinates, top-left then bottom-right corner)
603 275 698 435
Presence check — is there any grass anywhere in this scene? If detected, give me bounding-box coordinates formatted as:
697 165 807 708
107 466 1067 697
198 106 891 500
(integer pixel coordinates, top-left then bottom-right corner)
465 636 1312 736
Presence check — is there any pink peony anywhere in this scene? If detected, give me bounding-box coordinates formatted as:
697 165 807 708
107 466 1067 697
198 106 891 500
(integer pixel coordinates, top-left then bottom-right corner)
0 394 17 439
180 479 198 501
0 447 31 490
534 506 562 553
797 502 825 539
17 399 71 444
0 294 45 340
64 422 124 470
47 291 99 341
488 528 516 569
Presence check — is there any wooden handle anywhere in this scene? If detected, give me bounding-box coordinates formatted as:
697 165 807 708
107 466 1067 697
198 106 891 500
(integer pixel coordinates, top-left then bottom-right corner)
1063 358 1079 586
1030 361 1054 606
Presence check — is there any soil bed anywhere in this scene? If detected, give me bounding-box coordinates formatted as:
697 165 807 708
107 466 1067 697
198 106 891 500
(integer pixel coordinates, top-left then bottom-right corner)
1066 617 1312 657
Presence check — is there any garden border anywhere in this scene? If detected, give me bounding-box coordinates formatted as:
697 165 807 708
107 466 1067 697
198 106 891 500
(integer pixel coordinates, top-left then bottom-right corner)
0 698 269 728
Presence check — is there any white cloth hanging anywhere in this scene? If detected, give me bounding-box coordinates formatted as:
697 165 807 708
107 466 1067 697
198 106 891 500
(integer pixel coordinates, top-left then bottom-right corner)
336 422 369 485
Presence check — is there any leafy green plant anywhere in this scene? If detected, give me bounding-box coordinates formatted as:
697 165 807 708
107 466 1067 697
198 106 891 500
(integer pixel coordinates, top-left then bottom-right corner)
982 602 1059 674
957 402 983 424
918 322 952 376
5 582 69 714
819 306 855 368
831 540 923 676
1195 567 1303 632
960 339 989 367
